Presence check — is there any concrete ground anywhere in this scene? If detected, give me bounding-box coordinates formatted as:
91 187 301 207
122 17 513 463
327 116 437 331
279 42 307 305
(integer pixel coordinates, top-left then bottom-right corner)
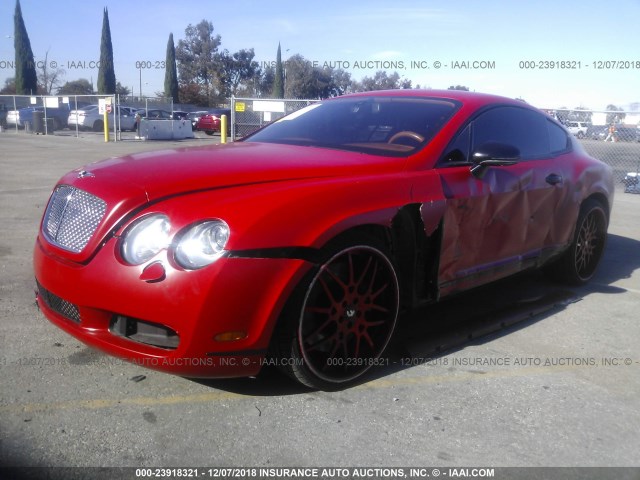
0 131 638 477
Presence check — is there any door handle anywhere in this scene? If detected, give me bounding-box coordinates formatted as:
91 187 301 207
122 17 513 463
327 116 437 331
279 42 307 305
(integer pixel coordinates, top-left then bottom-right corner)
546 173 563 185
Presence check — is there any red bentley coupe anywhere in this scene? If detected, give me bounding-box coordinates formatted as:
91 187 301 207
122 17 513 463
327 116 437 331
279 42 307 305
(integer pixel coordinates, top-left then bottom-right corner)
34 90 614 390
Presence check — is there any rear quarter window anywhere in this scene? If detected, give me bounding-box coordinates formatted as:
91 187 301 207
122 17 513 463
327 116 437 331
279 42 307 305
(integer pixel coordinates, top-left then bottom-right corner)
548 120 571 154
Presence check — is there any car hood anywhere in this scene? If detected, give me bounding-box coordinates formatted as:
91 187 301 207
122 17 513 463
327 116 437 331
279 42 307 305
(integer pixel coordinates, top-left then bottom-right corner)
47 142 403 262
61 141 401 202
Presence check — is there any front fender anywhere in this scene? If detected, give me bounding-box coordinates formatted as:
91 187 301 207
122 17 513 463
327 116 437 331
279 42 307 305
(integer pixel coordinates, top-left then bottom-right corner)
147 171 443 253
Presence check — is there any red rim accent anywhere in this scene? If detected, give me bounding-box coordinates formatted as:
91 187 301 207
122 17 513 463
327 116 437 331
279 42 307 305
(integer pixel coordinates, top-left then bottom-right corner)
298 245 399 384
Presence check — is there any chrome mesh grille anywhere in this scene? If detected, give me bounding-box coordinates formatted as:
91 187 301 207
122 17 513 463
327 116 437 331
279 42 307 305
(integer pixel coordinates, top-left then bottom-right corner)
43 186 106 253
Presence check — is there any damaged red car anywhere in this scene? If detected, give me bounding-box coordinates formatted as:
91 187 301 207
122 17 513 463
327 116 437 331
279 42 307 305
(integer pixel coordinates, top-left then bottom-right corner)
34 90 614 390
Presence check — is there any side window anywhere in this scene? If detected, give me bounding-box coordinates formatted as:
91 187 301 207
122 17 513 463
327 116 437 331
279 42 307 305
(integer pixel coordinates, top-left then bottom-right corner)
472 106 550 159
441 124 471 163
548 120 571 154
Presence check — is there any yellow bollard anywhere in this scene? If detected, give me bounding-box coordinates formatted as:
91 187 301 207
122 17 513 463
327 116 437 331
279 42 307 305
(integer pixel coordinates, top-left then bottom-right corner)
220 114 227 144
103 109 109 142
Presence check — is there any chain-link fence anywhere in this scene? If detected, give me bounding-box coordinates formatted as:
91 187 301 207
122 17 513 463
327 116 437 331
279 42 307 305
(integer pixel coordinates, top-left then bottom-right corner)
2 96 639 183
543 108 640 185
0 94 174 140
230 97 319 139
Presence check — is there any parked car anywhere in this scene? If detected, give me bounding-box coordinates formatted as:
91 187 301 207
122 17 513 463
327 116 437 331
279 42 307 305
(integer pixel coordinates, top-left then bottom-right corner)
565 121 589 138
587 125 608 140
623 171 639 193
137 109 172 120
67 105 99 130
133 109 173 130
196 108 231 135
6 103 75 130
34 90 614 390
612 125 639 142
68 105 137 132
190 110 211 130
171 111 190 121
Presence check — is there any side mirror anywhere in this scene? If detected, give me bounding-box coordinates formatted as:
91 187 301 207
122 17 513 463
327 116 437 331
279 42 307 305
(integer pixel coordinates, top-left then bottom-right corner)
470 142 520 178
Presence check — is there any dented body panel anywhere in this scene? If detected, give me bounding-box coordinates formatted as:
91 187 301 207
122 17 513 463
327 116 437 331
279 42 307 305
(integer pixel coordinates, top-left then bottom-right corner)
437 155 577 294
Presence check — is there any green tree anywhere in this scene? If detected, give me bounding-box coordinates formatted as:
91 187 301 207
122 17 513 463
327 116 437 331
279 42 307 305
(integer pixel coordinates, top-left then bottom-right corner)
97 7 116 94
353 71 411 92
176 20 222 106
605 104 625 125
282 55 315 98
326 68 352 97
277 54 352 99
272 43 284 99
115 81 130 96
448 85 469 91
217 48 260 98
13 0 38 94
164 33 179 103
57 79 94 95
0 77 17 94
259 66 275 98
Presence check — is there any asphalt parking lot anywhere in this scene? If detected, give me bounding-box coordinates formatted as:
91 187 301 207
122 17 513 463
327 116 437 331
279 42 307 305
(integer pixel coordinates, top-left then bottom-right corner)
0 132 639 477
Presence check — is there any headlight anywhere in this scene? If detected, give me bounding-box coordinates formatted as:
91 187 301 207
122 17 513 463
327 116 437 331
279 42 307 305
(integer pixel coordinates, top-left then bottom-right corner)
121 214 171 265
175 220 229 269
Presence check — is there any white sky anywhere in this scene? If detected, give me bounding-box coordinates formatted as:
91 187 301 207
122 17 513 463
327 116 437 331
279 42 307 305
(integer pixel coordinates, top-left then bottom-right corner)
1 0 639 110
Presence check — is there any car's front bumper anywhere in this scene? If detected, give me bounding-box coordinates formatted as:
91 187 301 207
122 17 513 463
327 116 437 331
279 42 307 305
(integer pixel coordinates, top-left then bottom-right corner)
34 235 309 378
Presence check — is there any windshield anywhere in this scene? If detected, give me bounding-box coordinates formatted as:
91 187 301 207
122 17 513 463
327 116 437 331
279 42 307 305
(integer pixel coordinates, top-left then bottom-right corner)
244 96 459 156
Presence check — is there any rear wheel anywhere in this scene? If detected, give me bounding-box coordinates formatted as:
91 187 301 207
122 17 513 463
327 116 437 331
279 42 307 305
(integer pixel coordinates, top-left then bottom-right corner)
92 119 103 132
545 199 608 285
277 237 399 390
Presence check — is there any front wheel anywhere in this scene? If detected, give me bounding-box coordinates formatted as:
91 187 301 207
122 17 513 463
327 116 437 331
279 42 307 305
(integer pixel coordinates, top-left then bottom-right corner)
277 239 399 390
544 199 608 285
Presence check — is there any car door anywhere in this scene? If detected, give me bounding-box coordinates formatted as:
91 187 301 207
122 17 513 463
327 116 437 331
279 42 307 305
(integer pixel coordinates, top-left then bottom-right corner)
435 105 572 296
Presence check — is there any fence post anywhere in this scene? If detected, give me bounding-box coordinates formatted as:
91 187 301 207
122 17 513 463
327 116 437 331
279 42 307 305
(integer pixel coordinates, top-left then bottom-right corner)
230 97 235 142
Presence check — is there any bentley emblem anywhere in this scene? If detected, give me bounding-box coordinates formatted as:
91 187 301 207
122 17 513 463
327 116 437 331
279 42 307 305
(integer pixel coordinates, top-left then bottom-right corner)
77 170 95 178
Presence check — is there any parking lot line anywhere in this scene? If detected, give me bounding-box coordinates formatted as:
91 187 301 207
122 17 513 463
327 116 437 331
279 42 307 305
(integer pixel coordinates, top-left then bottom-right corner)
0 363 598 415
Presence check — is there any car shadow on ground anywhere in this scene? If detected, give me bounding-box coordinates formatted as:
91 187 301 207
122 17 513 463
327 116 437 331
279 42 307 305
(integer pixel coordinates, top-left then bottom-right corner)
193 233 640 395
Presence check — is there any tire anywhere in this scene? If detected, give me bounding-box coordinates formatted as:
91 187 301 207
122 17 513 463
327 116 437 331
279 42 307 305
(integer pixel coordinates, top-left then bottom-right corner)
544 199 608 285
276 236 400 390
204 130 214 136
92 120 103 132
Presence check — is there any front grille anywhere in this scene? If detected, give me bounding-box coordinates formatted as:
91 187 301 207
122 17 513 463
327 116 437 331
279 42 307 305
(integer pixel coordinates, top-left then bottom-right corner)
43 185 106 253
36 281 81 323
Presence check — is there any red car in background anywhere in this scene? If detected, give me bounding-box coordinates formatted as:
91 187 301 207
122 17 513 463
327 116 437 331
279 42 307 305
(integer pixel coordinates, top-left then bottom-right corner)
195 108 231 135
34 90 613 390
196 108 231 135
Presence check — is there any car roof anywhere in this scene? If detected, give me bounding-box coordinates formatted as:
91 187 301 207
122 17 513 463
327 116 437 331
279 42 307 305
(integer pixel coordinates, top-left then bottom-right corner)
337 89 528 109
